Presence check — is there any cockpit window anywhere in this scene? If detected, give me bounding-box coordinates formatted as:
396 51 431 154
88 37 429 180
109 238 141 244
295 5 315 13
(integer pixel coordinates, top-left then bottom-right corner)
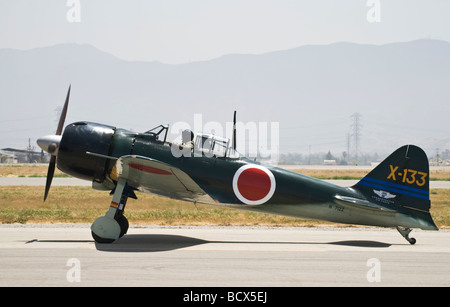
212 139 227 157
193 133 239 158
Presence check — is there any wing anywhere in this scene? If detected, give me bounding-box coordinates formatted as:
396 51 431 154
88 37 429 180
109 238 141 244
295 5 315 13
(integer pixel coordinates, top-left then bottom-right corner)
112 155 216 204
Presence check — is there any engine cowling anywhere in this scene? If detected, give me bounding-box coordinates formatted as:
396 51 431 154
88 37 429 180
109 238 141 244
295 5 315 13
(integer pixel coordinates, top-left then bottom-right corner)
57 122 115 182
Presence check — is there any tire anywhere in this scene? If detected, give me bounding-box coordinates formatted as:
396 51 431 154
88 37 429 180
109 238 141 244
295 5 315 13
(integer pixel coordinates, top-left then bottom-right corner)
117 215 129 238
91 231 115 244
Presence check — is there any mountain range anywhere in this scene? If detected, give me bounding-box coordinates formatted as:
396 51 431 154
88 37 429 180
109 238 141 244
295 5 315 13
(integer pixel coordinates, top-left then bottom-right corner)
0 39 449 160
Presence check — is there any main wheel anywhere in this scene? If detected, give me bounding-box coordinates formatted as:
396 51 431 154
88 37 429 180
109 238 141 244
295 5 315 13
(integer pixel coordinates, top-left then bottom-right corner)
91 215 121 243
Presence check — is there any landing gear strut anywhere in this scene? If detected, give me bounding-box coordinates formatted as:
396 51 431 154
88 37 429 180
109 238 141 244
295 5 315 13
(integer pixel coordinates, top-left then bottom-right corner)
91 178 132 243
396 226 416 245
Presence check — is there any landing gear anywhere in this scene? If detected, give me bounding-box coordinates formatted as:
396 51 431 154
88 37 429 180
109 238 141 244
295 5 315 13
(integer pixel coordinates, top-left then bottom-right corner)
91 178 133 244
91 215 128 243
396 226 416 245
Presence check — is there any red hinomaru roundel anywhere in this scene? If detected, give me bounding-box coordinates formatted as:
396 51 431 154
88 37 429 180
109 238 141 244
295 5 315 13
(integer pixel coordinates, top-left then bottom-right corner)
232 164 276 205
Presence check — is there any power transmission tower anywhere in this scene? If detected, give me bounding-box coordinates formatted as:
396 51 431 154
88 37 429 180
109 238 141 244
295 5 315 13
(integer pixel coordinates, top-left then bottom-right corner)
436 148 440 166
26 138 35 163
350 113 362 164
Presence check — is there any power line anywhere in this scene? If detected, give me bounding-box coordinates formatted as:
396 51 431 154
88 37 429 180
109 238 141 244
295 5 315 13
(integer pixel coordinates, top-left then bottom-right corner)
350 112 362 163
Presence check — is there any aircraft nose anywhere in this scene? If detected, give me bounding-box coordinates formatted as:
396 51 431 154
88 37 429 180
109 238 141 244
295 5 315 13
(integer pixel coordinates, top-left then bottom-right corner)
37 135 62 155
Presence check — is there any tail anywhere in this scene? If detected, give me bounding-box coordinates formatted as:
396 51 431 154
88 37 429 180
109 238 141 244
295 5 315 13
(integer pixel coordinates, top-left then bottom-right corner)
353 145 438 230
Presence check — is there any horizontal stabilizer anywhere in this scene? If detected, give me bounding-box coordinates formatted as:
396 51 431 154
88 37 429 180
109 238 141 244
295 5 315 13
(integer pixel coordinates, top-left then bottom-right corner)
334 195 397 212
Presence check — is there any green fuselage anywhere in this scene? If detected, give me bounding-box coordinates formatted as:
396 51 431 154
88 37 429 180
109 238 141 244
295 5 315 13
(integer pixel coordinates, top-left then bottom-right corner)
103 128 434 230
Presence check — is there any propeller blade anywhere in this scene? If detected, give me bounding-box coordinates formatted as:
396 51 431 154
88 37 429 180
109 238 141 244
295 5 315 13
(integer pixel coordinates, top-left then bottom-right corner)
43 85 70 201
44 155 56 201
56 85 71 135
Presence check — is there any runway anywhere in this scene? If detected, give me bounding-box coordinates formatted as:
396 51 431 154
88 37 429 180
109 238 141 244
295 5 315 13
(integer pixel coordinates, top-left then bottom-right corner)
0 225 449 287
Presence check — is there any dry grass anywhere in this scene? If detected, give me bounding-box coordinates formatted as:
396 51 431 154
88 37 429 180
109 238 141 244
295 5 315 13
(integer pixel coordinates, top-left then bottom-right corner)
0 186 448 228
0 165 448 227
0 186 317 226
429 189 450 228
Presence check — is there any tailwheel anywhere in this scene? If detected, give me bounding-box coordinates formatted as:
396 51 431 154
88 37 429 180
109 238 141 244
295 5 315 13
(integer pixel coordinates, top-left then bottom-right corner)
396 226 416 245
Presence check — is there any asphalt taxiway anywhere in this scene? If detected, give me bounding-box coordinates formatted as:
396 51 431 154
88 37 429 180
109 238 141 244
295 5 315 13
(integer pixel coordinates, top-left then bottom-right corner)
0 225 449 287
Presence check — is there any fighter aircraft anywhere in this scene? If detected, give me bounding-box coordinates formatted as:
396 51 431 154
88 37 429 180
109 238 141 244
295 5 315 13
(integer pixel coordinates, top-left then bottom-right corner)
37 86 438 244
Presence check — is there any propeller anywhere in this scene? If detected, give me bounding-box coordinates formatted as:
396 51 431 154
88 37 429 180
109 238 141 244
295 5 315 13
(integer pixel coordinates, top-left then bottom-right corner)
37 85 71 201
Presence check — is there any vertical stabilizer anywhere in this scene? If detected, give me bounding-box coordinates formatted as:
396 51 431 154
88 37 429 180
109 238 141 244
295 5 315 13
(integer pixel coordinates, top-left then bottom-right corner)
353 145 431 213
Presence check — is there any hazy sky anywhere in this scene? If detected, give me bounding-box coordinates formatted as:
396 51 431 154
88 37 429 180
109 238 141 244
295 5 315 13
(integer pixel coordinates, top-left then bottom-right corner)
1 0 449 64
